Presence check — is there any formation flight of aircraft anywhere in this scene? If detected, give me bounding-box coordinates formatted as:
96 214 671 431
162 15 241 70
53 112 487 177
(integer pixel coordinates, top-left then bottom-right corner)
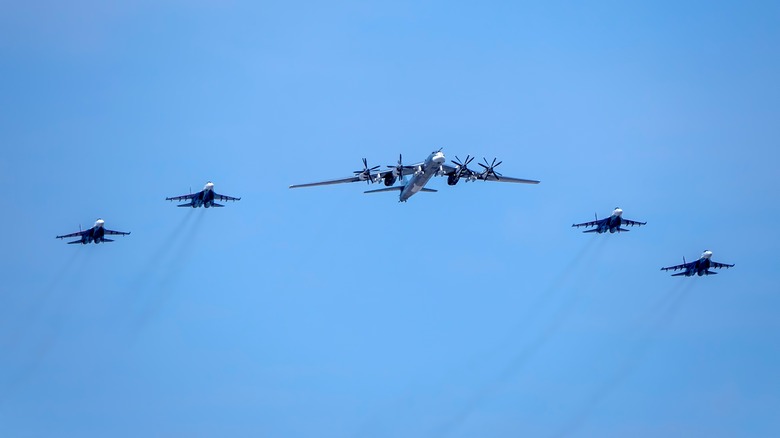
572 208 646 233
166 181 241 208
289 150 539 202
56 219 130 244
661 250 735 277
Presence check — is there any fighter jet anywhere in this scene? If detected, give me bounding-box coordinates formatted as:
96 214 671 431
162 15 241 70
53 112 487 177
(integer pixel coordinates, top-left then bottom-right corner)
572 208 646 233
56 219 130 244
661 250 735 276
289 150 539 202
166 181 241 208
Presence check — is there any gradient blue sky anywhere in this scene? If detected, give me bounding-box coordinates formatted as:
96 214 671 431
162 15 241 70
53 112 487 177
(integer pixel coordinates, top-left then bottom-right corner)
2 1 779 437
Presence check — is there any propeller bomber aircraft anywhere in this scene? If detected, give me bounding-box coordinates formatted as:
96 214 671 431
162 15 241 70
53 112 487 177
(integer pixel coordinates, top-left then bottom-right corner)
289 149 540 202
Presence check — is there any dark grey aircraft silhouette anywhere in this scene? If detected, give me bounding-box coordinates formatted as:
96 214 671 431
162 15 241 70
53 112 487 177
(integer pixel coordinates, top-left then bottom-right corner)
290 150 539 202
56 219 130 244
166 181 240 208
661 250 735 276
572 208 646 233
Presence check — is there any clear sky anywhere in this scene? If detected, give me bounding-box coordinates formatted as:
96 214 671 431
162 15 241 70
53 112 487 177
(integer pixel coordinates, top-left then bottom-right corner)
1 1 779 437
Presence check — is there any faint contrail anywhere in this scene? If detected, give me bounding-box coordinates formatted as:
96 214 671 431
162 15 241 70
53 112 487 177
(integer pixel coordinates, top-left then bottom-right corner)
127 209 195 296
131 210 205 331
551 280 695 438
113 210 197 343
1 249 84 347
433 237 608 437
0 251 90 409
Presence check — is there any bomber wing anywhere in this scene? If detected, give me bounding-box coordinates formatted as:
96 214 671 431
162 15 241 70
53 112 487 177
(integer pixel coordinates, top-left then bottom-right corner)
475 173 540 184
439 163 539 184
290 169 410 189
290 176 367 188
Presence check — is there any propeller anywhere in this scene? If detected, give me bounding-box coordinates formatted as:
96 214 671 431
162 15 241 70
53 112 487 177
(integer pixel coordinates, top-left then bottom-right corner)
386 154 413 184
478 157 503 181
451 155 475 180
354 158 380 184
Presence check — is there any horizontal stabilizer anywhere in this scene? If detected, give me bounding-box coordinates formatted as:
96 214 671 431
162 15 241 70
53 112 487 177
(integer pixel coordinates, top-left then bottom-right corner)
618 227 630 232
705 270 718 275
419 188 438 193
103 238 114 242
672 272 688 277
67 240 82 245
177 203 192 207
212 203 224 207
364 186 403 194
582 229 600 233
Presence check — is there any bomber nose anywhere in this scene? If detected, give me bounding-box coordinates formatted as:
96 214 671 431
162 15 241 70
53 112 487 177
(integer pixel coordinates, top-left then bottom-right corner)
433 152 446 163
614 208 623 216
206 181 215 190
96 219 105 226
703 250 713 259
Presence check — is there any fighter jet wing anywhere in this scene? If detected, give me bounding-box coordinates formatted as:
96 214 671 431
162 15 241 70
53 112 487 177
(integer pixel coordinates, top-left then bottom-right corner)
56 230 88 239
166 192 199 201
572 218 606 229
214 193 241 202
710 261 735 269
622 218 647 227
104 229 131 236
661 261 696 272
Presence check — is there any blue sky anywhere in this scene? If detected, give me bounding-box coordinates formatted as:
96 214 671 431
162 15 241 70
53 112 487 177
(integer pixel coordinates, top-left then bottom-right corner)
1 1 779 437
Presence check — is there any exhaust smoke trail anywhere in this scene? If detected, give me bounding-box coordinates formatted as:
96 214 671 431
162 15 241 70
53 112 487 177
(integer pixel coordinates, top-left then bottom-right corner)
551 280 695 438
433 237 609 437
0 250 90 409
1 249 84 347
126 210 206 338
